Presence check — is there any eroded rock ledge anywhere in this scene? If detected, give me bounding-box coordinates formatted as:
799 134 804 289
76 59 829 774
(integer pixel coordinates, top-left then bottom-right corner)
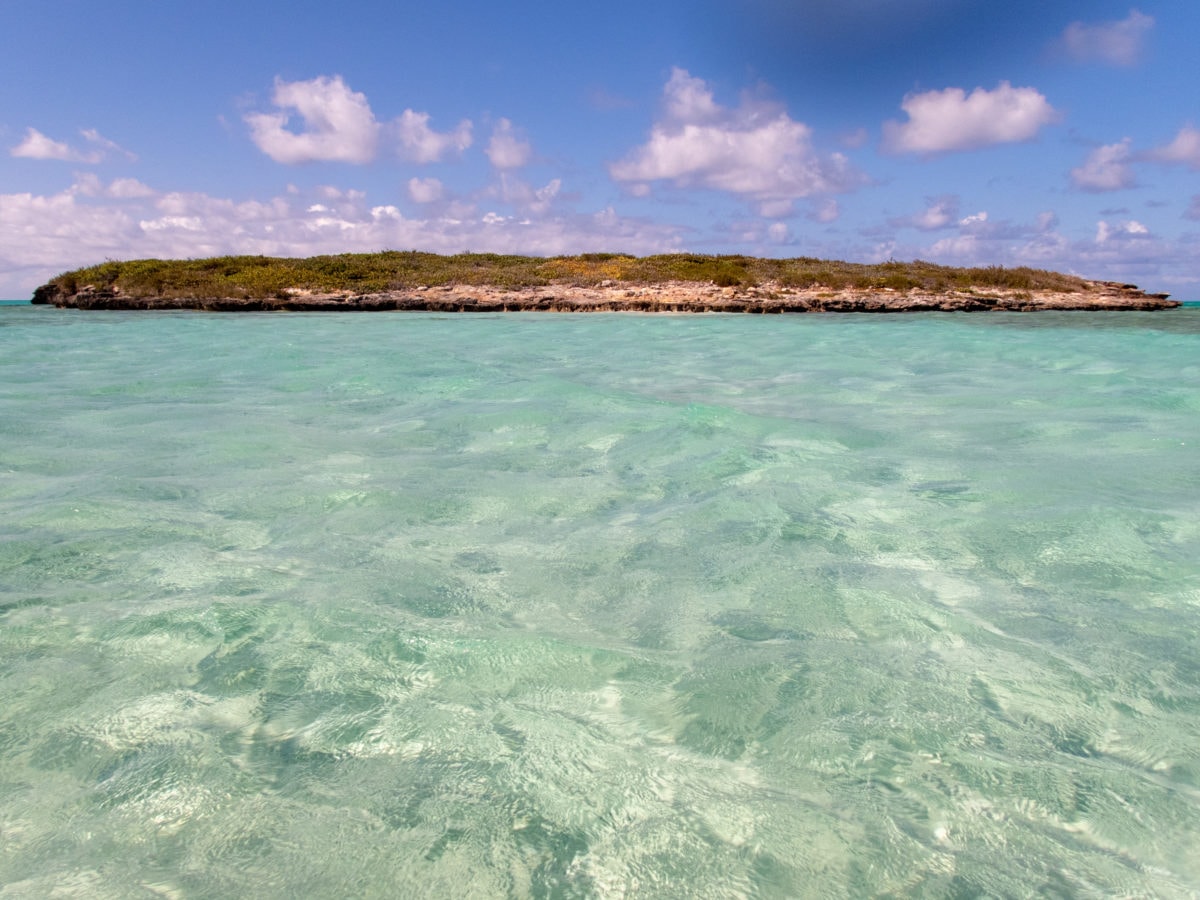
32 279 1178 312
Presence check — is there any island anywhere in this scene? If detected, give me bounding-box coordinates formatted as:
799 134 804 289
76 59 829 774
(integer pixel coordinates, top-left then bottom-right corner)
32 252 1178 312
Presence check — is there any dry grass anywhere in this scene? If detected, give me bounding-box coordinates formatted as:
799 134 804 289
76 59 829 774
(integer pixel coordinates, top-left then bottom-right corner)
46 252 1089 299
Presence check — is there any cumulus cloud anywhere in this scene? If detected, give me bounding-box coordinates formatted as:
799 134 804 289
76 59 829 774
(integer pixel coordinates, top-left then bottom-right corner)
1071 139 1135 191
485 119 532 170
609 68 864 216
1148 126 1200 170
245 75 474 166
108 177 156 199
809 199 840 224
10 128 79 161
892 195 959 231
1035 211 1059 233
393 110 472 164
71 173 156 199
10 127 135 164
1060 9 1154 67
1096 219 1149 243
882 82 1058 155
407 177 444 204
487 174 562 214
245 76 380 164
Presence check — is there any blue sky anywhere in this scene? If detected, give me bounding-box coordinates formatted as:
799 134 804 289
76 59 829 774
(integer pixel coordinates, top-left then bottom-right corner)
3 0 1199 297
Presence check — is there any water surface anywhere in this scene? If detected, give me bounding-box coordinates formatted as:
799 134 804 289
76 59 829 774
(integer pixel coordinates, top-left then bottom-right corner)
2 306 1199 896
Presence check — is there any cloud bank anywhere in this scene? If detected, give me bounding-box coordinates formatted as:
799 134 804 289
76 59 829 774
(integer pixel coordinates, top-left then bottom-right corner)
0 177 682 296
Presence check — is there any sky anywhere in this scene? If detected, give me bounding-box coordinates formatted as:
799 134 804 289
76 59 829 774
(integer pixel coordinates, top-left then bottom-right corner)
2 0 1199 298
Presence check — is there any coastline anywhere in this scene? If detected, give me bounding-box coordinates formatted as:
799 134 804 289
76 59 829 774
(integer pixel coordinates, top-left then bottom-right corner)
31 278 1179 313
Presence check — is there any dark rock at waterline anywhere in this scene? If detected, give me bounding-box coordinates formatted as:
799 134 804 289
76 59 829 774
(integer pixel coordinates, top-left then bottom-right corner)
31 279 1179 312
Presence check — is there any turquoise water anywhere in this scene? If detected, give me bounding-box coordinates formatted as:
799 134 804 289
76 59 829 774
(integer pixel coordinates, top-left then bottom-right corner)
2 305 1199 897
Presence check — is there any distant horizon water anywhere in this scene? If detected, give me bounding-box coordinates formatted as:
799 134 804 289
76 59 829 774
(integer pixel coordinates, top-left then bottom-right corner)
5 298 1200 307
2 305 1198 896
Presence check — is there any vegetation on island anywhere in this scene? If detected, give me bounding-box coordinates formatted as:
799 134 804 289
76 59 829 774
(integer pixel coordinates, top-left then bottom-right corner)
43 252 1091 300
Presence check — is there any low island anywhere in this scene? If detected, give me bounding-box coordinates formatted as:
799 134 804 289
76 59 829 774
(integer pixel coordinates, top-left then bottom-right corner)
32 252 1178 313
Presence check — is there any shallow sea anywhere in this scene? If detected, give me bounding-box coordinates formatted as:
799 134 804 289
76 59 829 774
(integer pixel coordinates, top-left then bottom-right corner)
1 303 1199 897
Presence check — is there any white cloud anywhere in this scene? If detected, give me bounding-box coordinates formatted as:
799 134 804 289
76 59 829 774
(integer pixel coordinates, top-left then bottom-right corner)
1149 126 1200 170
394 110 472 163
485 119 532 170
316 185 354 200
79 129 138 162
0 182 683 297
873 209 1053 268
1096 219 1149 243
1060 9 1154 67
0 191 141 294
535 178 561 208
767 222 789 242
244 75 380 164
108 177 156 199
895 195 958 230
882 82 1058 155
1016 229 1071 263
662 69 723 123
861 207 1180 290
10 127 134 164
408 177 444 204
1071 139 1135 191
609 68 863 215
927 234 982 259
489 175 562 214
809 199 840 224
71 173 156 199
11 128 79 161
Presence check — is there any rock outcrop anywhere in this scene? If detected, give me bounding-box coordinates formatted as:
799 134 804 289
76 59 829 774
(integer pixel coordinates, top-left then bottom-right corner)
31 279 1178 312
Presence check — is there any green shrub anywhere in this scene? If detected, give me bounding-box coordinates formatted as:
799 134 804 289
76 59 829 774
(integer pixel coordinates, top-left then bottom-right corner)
43 252 1093 299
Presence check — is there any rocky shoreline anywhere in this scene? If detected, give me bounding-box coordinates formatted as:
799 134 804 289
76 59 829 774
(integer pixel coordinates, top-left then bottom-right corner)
32 278 1178 313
